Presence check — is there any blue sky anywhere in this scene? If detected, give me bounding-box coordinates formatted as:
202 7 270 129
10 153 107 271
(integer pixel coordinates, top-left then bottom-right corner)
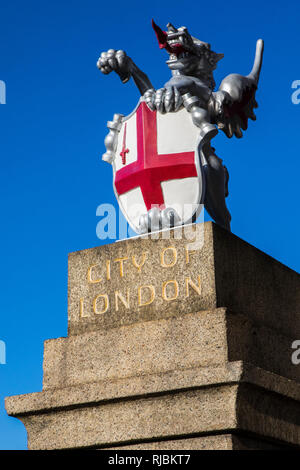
0 0 300 449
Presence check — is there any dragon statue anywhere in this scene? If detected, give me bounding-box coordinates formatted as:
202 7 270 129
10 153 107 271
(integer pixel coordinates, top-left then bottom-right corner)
97 20 264 232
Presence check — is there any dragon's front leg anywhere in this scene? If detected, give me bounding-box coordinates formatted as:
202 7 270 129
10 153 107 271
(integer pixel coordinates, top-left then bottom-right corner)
97 49 154 96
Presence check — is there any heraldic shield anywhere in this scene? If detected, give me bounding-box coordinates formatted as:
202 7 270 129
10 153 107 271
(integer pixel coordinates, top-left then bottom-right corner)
103 100 205 234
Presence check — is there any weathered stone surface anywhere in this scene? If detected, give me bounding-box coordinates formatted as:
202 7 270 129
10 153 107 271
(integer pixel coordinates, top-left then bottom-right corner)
230 436 293 450
68 222 300 337
5 362 300 450
43 309 228 390
41 308 299 391
5 362 240 417
105 435 235 450
106 435 291 450
6 361 300 418
15 386 238 450
5 222 300 450
68 223 211 336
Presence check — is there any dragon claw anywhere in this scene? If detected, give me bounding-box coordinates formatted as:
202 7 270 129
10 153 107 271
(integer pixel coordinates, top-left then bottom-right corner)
144 89 156 111
143 86 183 114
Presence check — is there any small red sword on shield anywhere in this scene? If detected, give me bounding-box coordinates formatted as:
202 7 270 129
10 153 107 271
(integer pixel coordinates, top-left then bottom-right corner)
120 123 129 165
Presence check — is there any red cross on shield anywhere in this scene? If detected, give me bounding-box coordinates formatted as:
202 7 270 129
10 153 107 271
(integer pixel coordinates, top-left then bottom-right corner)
110 100 204 233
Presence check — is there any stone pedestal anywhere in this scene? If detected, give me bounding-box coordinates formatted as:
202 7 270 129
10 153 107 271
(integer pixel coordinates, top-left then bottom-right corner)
5 222 300 450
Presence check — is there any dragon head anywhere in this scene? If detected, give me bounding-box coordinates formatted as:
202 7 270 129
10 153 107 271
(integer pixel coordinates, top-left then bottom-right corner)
152 20 223 85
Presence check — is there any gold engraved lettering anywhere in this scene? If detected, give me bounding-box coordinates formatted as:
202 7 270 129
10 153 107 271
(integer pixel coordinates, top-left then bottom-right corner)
132 252 148 272
115 290 130 311
138 285 155 307
185 276 202 296
162 280 179 301
79 297 89 318
87 264 102 284
185 245 198 264
114 257 129 277
106 260 111 280
160 246 177 268
93 294 109 314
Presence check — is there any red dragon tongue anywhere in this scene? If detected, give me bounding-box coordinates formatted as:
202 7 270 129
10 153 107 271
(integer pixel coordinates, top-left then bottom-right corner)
152 19 172 53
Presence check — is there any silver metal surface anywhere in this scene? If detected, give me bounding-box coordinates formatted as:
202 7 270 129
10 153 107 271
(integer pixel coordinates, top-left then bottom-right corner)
98 21 264 232
102 113 123 164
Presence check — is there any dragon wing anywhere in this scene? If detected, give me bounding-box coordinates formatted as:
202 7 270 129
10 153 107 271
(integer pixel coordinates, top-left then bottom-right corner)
211 39 264 138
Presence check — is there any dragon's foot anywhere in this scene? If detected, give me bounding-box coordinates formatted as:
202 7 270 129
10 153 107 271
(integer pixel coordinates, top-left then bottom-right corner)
138 207 181 234
144 87 183 113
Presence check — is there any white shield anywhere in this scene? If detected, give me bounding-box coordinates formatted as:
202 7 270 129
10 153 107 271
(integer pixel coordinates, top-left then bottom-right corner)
106 99 204 233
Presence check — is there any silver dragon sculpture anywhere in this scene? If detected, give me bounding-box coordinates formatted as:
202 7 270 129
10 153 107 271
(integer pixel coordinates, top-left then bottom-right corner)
97 20 264 231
